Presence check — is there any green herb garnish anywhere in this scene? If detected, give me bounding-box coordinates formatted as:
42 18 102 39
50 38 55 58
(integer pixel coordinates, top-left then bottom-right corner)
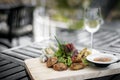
54 36 73 67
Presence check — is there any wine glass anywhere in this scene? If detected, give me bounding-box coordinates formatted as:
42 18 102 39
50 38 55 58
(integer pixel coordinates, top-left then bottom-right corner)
84 8 103 50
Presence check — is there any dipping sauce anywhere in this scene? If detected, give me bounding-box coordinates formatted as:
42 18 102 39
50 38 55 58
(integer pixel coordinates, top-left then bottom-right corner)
94 57 111 62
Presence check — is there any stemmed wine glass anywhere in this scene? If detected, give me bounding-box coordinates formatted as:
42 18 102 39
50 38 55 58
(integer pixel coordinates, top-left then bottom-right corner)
84 8 103 50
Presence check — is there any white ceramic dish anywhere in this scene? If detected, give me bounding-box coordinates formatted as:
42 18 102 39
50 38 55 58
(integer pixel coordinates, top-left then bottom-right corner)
86 50 118 67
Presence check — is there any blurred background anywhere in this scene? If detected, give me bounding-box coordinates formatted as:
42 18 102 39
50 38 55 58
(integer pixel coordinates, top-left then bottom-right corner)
0 0 120 51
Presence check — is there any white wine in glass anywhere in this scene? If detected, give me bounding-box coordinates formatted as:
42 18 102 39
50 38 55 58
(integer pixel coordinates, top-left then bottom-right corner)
85 20 100 33
84 8 103 49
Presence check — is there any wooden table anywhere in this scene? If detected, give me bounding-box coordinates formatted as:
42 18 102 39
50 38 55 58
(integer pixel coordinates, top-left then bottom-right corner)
0 26 120 80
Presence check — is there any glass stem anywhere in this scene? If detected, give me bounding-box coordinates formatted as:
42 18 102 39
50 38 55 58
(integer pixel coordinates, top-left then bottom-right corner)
91 32 94 50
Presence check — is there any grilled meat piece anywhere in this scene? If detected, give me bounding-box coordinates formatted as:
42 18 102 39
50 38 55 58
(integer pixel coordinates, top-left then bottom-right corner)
53 63 68 71
46 57 58 68
70 63 85 70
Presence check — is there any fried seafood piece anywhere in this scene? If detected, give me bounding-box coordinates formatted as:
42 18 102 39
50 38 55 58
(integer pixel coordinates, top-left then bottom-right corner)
53 63 68 71
76 48 91 60
46 57 58 68
71 56 82 63
70 63 85 70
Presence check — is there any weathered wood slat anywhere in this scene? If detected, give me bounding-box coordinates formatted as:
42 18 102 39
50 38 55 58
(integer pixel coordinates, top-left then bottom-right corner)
94 48 120 57
77 32 89 38
20 77 30 80
0 58 4 61
111 44 120 48
0 66 24 79
0 63 19 72
1 51 31 60
35 43 48 48
94 32 117 42
28 45 42 50
97 39 120 49
21 47 42 55
77 37 89 43
95 31 110 38
106 47 120 53
1 71 28 80
75 31 118 47
95 35 119 46
112 41 120 45
0 53 24 66
0 57 29 80
0 60 11 66
96 46 120 53
12 49 40 58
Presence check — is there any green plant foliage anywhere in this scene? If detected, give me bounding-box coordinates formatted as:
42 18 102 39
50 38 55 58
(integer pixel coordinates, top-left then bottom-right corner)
69 20 84 30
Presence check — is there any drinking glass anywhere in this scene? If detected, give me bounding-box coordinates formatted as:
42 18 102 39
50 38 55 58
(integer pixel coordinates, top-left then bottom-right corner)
84 8 103 50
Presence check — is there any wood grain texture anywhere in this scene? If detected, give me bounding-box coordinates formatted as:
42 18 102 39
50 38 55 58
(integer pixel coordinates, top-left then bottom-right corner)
25 58 120 80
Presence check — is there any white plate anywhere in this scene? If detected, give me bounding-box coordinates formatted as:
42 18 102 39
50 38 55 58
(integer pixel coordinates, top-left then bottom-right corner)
86 50 118 64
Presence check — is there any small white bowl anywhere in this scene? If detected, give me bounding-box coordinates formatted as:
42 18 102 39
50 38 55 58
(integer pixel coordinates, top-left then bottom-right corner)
86 50 118 67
